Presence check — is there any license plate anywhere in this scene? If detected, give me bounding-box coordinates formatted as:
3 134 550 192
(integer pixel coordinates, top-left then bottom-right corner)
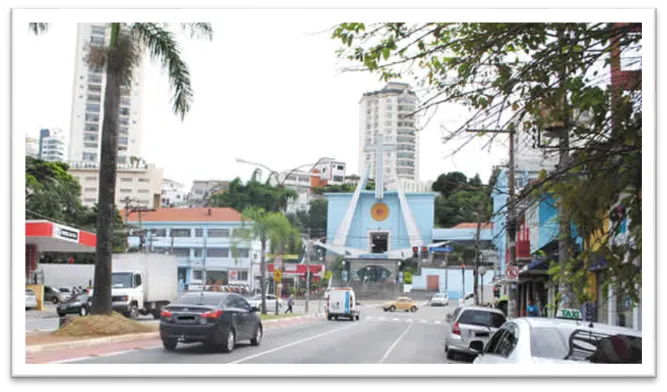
475 332 489 337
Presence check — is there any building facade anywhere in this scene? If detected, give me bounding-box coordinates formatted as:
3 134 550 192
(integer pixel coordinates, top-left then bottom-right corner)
161 178 188 207
126 208 263 292
68 23 145 164
68 160 163 209
358 82 420 182
25 136 39 158
188 180 230 206
38 128 67 162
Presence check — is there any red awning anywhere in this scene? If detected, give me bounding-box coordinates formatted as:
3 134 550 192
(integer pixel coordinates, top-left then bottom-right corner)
26 220 96 253
268 263 325 276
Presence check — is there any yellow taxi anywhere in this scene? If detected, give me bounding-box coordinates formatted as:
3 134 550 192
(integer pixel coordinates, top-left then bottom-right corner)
382 296 419 313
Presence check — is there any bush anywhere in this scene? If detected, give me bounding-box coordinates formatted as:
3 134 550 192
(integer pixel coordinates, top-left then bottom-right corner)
404 271 413 284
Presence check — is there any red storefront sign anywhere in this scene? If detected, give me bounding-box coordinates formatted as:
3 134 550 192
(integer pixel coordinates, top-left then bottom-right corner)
267 263 324 276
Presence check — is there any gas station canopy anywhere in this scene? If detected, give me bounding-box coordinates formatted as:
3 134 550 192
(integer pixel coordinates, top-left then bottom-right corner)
26 220 96 253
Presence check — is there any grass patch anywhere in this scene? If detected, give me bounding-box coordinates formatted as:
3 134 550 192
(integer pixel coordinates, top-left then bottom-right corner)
260 313 303 321
53 312 157 338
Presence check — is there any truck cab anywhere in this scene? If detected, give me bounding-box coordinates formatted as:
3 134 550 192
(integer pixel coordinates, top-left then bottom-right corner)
112 270 145 319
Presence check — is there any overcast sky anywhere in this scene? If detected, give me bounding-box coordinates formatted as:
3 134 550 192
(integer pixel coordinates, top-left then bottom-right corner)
16 17 509 188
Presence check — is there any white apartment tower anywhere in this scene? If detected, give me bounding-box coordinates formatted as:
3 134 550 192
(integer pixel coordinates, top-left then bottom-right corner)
68 23 145 164
38 128 67 162
358 82 420 183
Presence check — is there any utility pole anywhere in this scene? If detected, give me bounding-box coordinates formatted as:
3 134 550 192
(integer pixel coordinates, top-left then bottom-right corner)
466 126 517 317
444 252 449 300
473 204 483 306
305 228 311 314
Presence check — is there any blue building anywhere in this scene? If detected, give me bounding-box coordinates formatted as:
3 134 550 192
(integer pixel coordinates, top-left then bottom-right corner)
126 208 262 291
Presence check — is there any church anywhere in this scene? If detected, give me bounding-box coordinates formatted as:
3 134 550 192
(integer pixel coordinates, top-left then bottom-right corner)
315 135 437 286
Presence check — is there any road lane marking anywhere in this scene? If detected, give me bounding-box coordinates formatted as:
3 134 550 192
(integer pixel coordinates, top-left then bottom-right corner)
392 318 399 321
378 323 413 363
228 322 361 364
435 321 442 324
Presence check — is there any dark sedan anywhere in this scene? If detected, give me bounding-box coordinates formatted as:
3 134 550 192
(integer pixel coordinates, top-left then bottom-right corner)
159 292 263 353
56 293 92 317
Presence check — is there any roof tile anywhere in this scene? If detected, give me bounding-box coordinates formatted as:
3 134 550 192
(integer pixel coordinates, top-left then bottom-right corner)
127 208 243 222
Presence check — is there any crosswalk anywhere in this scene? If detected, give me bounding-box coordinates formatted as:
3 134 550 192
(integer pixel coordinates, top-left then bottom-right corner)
364 315 444 325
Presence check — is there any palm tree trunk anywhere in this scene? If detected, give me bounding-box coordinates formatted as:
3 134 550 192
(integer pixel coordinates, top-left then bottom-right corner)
260 234 267 315
91 61 122 315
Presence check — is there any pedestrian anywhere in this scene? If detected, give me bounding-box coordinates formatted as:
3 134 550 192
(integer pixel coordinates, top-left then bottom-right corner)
526 298 540 317
285 295 294 314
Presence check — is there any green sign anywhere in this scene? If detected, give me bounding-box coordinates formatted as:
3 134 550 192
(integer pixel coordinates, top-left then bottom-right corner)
558 308 582 320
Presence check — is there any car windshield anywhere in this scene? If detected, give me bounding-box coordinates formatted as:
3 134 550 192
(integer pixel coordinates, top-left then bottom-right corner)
173 294 224 306
458 309 506 328
65 294 88 303
530 327 642 363
26 289 35 296
59 288 70 293
112 273 133 288
434 294 445 298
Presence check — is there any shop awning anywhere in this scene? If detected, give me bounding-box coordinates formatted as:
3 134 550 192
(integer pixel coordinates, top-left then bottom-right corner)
26 220 96 253
268 263 325 276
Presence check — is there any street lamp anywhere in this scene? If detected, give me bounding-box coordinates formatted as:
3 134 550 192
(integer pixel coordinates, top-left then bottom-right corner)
479 266 488 305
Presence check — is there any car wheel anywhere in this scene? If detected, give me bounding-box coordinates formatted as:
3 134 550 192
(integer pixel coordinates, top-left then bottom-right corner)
162 338 178 351
79 306 88 316
355 315 360 321
446 349 454 360
221 328 235 353
389 306 396 312
52 297 59 305
410 306 418 312
57 312 66 318
250 324 263 346
327 314 332 321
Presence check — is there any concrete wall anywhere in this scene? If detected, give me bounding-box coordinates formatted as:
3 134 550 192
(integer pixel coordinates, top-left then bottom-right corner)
411 268 493 300
41 264 95 288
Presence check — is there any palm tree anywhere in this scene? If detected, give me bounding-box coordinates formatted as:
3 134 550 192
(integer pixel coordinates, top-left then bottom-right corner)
30 22 213 315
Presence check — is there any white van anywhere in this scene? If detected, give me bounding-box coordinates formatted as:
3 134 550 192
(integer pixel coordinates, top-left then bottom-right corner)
326 287 360 321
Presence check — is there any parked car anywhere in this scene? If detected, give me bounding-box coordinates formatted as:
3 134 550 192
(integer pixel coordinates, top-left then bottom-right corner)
25 289 38 310
56 293 92 317
430 292 449 307
444 305 506 361
44 285 70 304
159 292 263 353
247 294 283 312
383 297 419 312
469 317 642 364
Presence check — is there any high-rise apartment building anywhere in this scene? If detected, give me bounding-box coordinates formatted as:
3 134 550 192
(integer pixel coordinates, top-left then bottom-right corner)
25 136 39 158
358 82 420 183
38 128 67 162
68 23 145 164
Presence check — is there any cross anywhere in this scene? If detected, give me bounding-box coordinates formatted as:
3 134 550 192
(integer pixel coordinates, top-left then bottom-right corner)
364 134 396 200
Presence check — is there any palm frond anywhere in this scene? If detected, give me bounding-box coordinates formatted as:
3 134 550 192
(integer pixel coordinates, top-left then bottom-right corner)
131 23 193 120
180 23 213 41
87 26 141 89
29 23 48 35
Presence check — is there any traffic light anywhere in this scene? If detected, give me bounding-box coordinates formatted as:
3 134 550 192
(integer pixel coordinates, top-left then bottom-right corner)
421 246 428 258
412 246 419 258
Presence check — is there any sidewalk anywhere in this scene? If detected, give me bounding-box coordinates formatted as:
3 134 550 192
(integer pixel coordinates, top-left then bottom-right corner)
25 312 324 364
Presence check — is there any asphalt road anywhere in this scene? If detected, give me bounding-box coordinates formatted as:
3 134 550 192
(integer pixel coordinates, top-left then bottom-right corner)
65 302 469 364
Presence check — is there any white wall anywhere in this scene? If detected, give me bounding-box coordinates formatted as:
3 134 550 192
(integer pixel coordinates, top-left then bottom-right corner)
41 264 95 288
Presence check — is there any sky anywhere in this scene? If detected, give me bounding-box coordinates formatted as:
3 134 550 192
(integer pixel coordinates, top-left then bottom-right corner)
16 16 511 189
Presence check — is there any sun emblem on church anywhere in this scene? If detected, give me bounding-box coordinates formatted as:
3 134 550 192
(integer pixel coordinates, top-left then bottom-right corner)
371 202 389 221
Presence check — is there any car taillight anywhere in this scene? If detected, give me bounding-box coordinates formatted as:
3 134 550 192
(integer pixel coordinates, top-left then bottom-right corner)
452 321 461 335
160 310 172 317
201 310 223 319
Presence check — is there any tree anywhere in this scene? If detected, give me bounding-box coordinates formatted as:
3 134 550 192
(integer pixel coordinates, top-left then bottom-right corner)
30 22 213 315
432 171 492 228
76 204 127 253
332 23 641 303
209 177 298 213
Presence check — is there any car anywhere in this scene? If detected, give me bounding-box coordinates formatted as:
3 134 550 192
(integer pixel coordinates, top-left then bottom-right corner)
56 292 92 317
247 294 283 312
44 285 70 304
159 291 263 353
430 292 449 307
25 289 38 310
444 305 506 361
469 317 642 364
459 292 475 306
326 287 360 321
383 296 419 312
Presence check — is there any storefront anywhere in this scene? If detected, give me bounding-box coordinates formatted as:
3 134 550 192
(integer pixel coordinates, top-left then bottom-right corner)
267 263 326 297
25 220 96 309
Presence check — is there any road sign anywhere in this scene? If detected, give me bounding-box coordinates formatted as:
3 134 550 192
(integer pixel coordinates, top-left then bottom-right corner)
274 255 283 270
432 246 454 253
505 265 519 281
273 270 283 282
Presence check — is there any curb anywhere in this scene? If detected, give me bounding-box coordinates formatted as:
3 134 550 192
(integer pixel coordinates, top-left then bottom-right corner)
26 314 324 354
26 332 159 354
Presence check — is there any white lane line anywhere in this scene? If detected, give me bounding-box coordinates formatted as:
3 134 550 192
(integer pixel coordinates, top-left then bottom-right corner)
435 321 442 324
419 319 428 323
378 323 413 363
228 322 361 364
392 318 400 322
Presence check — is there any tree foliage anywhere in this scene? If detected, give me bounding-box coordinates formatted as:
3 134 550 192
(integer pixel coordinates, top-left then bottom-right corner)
432 171 492 228
332 22 642 304
209 177 298 213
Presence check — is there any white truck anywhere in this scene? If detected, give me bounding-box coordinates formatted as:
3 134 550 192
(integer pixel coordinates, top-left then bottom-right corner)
111 253 178 319
460 284 496 306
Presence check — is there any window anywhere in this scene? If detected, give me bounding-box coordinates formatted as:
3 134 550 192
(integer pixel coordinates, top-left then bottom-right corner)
85 123 98 132
91 25 106 35
118 146 127 152
84 143 98 149
485 329 506 354
233 228 250 238
458 309 506 328
194 248 204 257
133 274 142 287
337 165 344 170
174 293 223 306
170 229 191 237
85 176 97 182
88 74 103 84
172 248 190 257
195 228 204 237
237 271 249 281
84 187 96 192
120 98 131 106
120 177 132 182
192 270 203 280
85 113 99 122
87 94 101 102
120 117 129 125
82 152 97 161
139 178 150 183
84 197 96 203
119 107 130 116
117 156 126 164
83 133 98 142
208 229 230 238
119 127 129 135
207 248 229 258
138 189 150 194
529 328 570 360
493 323 519 357
148 228 167 237
88 84 101 93
120 188 132 193
234 248 250 258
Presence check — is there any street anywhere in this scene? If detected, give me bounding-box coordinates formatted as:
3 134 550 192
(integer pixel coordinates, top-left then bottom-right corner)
57 303 467 364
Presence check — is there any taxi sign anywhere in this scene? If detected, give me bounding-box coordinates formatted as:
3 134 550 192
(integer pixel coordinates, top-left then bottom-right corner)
557 308 582 320
273 270 283 282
